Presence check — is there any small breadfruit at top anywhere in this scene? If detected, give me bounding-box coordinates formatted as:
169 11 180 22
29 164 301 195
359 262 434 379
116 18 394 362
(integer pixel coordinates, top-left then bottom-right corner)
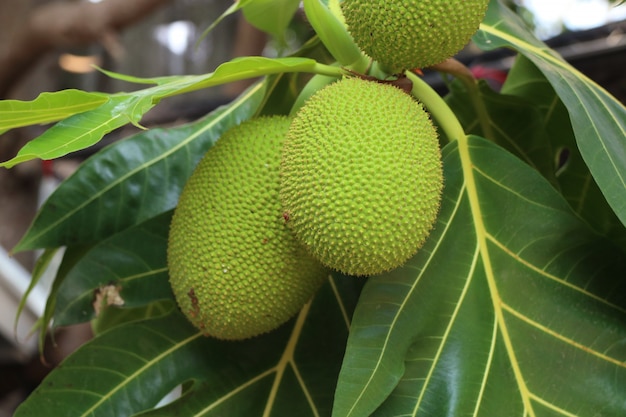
280 77 443 276
167 116 329 340
342 0 490 73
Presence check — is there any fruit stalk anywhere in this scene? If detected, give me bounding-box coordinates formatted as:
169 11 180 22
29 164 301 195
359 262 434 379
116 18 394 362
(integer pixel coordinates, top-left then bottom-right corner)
406 70 465 143
432 58 495 141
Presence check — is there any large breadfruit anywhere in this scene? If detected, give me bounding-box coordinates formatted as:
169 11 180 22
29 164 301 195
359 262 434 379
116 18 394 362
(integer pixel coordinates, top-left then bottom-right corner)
342 0 490 73
168 116 329 340
280 77 443 276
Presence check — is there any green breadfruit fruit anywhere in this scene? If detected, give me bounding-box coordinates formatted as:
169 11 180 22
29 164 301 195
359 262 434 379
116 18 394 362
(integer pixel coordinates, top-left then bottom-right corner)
280 77 443 276
168 116 329 340
342 0 490 73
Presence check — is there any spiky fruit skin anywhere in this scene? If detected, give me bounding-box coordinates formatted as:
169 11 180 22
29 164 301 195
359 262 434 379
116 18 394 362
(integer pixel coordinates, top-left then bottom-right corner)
342 0 489 73
168 117 329 340
281 78 443 276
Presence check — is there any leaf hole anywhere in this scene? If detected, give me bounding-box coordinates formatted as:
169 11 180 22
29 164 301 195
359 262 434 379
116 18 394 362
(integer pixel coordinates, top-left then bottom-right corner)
554 146 571 177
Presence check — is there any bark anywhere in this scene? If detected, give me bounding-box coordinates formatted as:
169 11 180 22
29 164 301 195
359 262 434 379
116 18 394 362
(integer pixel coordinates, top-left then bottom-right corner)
0 0 171 98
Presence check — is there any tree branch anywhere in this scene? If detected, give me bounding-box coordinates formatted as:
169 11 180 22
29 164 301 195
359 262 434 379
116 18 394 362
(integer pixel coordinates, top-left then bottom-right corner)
0 0 171 98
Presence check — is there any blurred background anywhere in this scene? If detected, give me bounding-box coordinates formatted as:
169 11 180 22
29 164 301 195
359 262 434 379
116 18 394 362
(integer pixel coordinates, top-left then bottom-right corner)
0 0 625 415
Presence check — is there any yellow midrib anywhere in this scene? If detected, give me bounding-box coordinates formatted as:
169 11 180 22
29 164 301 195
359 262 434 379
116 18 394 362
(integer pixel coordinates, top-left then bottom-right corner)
457 134 536 417
80 331 204 417
262 300 319 417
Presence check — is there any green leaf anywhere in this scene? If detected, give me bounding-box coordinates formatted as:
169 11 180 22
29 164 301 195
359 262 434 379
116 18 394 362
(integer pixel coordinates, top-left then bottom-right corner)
0 90 107 132
501 55 626 246
0 92 153 168
302 0 367 69
446 79 556 183
37 244 94 353
333 136 626 417
15 276 365 417
52 211 174 328
14 82 266 251
475 0 626 226
195 0 256 46
242 0 301 41
2 57 336 168
91 300 175 336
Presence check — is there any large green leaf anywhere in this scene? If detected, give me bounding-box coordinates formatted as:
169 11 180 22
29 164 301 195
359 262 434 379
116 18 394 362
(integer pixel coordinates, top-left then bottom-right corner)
333 136 626 417
13 82 266 251
475 0 626 226
15 275 365 417
501 55 626 246
52 211 173 328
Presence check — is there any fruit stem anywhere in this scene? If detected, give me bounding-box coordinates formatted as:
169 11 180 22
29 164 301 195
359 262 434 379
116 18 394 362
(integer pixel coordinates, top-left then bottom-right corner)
313 62 347 78
431 58 495 141
406 70 465 143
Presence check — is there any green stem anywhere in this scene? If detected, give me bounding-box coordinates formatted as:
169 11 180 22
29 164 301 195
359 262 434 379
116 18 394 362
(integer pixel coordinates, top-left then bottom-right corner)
313 62 346 78
431 59 495 141
160 58 345 99
406 71 465 143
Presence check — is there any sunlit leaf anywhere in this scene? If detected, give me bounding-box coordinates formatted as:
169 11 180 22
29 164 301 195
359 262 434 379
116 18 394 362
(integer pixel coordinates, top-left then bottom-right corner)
333 135 626 417
14 82 266 251
15 276 365 417
475 0 626 226
0 90 107 131
1 57 336 168
0 92 154 168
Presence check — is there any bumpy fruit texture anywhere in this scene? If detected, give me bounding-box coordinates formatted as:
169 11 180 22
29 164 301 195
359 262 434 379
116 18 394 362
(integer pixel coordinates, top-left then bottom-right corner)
342 0 490 73
167 117 329 340
281 77 443 276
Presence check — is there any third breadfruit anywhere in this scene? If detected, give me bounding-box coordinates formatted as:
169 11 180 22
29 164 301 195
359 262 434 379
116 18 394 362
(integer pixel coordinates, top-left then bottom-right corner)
342 0 490 73
280 77 443 276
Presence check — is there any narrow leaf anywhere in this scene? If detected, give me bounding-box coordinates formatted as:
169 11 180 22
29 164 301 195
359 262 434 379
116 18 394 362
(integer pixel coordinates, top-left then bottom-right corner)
2 57 329 168
0 90 107 131
0 92 153 168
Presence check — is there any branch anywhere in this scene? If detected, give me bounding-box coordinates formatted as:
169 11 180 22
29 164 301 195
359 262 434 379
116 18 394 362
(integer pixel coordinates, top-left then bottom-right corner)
0 0 171 98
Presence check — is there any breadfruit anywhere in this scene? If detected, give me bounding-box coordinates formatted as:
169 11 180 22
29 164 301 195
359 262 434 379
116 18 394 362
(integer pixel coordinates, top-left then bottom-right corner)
342 0 490 73
168 116 329 340
280 77 443 276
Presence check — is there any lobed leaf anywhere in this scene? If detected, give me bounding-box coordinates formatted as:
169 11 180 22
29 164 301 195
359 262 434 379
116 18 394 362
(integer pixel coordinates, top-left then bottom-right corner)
501 55 626 245
475 0 626 226
333 136 626 417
